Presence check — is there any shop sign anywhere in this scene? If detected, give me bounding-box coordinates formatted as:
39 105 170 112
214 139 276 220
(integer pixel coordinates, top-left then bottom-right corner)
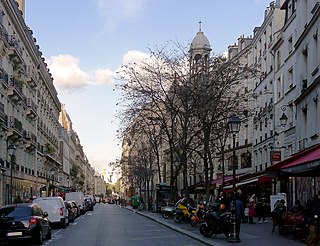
270 151 281 161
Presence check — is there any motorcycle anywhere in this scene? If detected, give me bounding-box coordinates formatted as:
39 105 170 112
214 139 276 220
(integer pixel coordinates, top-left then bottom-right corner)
160 201 175 219
173 198 196 223
199 203 231 238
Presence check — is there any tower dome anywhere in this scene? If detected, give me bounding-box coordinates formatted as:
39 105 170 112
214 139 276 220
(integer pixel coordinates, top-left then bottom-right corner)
189 22 211 67
190 30 211 52
189 22 211 58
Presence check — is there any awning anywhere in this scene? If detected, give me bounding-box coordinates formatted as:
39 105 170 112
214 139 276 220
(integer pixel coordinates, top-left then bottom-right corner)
52 184 69 192
211 175 234 185
258 175 273 183
223 177 259 189
266 143 320 177
212 174 248 186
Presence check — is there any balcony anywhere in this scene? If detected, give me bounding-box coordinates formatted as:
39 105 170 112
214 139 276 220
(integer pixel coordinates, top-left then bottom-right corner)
0 102 5 122
24 130 37 151
26 98 37 118
8 76 25 102
7 35 24 64
26 66 39 88
0 68 9 88
7 116 23 140
0 24 9 48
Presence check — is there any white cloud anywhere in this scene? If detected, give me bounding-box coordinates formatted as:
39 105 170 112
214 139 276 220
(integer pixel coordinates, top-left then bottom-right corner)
95 0 146 31
48 55 90 91
122 50 150 64
95 69 115 85
47 50 150 92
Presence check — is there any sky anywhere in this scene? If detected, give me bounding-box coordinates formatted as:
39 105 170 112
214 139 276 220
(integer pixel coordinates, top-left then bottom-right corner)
24 0 272 174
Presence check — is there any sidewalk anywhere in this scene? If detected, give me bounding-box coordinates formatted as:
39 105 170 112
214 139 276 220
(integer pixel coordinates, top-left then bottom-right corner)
121 205 305 246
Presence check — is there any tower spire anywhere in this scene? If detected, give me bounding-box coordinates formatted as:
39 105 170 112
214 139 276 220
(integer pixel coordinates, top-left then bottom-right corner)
198 21 202 31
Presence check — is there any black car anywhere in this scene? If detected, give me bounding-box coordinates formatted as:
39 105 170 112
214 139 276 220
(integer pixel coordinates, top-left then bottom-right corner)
64 201 77 223
0 203 51 245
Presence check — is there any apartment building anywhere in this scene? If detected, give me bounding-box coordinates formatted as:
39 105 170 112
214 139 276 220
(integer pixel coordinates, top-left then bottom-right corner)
226 0 319 206
0 0 61 203
0 0 102 205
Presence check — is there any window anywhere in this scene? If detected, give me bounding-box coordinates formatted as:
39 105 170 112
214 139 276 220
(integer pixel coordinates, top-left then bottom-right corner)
288 36 293 54
276 50 281 70
228 156 238 171
241 152 252 168
288 67 293 88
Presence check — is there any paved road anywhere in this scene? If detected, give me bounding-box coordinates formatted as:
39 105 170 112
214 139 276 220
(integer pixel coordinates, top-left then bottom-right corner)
44 203 206 246
123 206 305 246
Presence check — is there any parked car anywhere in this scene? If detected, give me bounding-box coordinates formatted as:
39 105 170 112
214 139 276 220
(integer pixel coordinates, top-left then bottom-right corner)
85 194 96 206
33 197 68 229
69 200 81 218
0 203 51 245
84 197 94 211
65 192 85 215
64 201 77 223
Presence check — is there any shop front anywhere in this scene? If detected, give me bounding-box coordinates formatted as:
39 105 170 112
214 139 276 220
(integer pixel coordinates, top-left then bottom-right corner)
266 143 320 208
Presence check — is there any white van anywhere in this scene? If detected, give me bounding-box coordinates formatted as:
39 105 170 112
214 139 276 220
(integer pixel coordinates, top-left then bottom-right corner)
33 196 69 228
65 192 85 214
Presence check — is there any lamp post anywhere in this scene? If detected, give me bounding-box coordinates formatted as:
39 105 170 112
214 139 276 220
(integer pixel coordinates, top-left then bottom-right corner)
227 115 241 243
279 105 296 127
7 144 16 204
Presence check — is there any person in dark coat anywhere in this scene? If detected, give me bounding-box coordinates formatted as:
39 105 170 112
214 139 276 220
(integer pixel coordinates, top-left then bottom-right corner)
230 190 245 239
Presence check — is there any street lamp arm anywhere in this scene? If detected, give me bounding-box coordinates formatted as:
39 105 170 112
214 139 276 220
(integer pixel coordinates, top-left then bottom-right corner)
281 105 296 117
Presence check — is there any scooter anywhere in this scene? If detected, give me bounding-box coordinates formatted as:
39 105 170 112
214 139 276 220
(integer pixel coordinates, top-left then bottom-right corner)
173 198 196 223
190 206 205 227
160 201 175 219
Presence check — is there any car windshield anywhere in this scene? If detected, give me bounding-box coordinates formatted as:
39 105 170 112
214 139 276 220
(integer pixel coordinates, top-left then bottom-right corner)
0 206 31 218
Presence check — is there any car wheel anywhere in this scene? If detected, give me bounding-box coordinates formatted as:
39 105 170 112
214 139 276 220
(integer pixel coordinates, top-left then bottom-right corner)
33 229 43 245
46 227 52 240
62 218 67 229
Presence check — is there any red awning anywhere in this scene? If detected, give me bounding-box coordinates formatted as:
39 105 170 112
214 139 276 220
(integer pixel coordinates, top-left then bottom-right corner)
211 174 248 186
258 176 273 183
211 175 234 185
266 143 320 176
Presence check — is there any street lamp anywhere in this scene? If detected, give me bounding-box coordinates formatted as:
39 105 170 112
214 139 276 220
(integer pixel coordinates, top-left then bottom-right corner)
7 144 16 204
279 105 296 127
227 114 241 243
279 112 288 127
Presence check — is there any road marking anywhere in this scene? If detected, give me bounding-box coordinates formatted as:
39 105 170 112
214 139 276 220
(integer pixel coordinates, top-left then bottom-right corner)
52 229 62 236
131 235 177 240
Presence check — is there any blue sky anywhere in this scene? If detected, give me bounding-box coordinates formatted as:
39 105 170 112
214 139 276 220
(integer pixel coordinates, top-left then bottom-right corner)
24 0 271 173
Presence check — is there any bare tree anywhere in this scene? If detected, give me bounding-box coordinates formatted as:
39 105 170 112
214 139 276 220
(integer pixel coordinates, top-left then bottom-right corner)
116 41 257 203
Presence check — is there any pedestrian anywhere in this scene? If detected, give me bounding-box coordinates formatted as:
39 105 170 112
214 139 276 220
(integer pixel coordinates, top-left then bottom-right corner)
216 191 228 210
305 190 320 246
256 198 267 223
230 189 245 241
248 194 256 224
291 199 304 213
13 195 23 204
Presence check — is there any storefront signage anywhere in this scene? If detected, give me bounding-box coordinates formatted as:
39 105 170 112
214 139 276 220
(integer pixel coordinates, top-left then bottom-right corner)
270 151 281 161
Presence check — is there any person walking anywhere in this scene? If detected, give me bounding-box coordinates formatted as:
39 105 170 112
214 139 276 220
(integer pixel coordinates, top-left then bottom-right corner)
256 198 267 223
230 189 245 241
248 194 256 224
